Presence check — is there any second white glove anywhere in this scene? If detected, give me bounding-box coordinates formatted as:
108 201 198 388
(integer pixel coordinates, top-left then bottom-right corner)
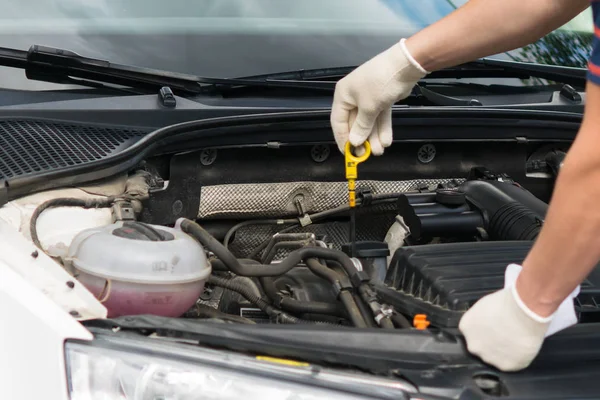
331 39 428 155
504 263 580 337
459 264 580 371
459 285 551 371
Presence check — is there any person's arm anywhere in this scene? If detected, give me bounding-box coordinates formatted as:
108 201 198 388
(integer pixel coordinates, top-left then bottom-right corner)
516 82 600 317
412 0 598 310
458 81 600 372
406 0 588 72
331 0 589 155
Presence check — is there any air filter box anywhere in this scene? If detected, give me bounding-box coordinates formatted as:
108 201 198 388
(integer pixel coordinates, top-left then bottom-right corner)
378 241 600 328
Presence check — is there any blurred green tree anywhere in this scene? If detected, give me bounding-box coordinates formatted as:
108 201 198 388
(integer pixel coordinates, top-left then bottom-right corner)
513 31 592 68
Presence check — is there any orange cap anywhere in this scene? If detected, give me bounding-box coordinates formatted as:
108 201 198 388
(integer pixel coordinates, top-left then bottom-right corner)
413 314 430 330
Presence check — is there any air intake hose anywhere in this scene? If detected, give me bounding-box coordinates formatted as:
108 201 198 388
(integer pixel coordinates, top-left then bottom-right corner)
460 180 547 241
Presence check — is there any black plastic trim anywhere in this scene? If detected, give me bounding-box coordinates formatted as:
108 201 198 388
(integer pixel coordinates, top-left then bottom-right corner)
82 316 600 399
2 107 582 203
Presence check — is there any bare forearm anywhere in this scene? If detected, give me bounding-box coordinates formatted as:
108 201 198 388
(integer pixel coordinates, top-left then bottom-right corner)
405 0 588 72
517 85 600 316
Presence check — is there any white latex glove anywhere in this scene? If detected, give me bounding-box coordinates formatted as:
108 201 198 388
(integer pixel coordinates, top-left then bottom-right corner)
331 39 428 156
459 264 580 371
504 264 579 337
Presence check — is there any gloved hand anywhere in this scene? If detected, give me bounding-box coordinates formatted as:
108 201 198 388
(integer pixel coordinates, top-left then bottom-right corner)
504 263 579 337
459 264 579 371
331 39 428 156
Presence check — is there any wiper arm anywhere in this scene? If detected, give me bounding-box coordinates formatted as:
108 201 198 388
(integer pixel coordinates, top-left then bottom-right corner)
414 84 482 106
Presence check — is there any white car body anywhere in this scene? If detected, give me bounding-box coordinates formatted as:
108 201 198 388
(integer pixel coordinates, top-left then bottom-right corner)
0 189 108 400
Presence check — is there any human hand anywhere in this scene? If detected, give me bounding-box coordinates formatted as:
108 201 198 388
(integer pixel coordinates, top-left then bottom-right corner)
459 285 551 371
459 264 579 371
330 39 427 155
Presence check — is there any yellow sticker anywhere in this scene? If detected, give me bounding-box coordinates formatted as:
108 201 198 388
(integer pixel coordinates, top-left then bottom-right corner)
256 356 310 367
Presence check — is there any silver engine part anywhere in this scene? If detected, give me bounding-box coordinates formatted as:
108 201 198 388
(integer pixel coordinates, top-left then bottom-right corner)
198 179 462 219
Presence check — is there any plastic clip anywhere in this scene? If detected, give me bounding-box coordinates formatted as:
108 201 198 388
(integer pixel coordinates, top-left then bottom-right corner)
159 86 176 108
357 188 373 207
413 314 430 330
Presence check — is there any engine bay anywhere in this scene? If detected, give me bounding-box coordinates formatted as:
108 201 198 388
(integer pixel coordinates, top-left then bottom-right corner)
6 135 597 332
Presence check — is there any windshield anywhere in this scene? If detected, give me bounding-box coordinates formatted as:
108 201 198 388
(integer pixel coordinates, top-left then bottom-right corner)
0 0 593 90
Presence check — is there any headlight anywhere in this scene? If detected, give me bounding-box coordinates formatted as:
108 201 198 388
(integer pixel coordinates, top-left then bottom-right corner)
65 336 414 400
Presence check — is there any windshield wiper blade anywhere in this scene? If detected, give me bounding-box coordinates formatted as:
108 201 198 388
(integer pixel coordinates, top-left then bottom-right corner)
210 74 474 105
1 45 207 94
11 44 580 101
238 58 587 88
0 45 340 95
433 58 587 87
225 67 480 105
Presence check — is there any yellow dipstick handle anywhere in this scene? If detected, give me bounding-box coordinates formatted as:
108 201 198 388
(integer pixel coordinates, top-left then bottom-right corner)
345 141 371 207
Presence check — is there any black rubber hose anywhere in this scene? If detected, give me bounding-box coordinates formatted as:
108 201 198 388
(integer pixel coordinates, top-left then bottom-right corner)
30 197 113 250
214 258 351 320
461 180 547 241
181 219 369 326
339 291 368 328
262 240 313 264
208 275 300 324
210 258 263 272
419 212 484 237
223 219 296 248
209 259 231 272
247 224 301 260
247 240 272 260
122 221 165 241
209 275 338 325
259 276 346 317
305 258 368 328
380 318 395 329
358 283 396 329
304 258 343 283
261 233 315 263
180 219 359 277
413 202 470 215
391 313 412 329
352 292 377 328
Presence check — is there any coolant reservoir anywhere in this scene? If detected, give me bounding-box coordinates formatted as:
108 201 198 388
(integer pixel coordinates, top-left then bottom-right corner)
66 221 211 318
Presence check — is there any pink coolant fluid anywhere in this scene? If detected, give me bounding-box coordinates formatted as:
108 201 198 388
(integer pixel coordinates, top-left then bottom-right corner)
67 221 211 318
77 272 207 317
